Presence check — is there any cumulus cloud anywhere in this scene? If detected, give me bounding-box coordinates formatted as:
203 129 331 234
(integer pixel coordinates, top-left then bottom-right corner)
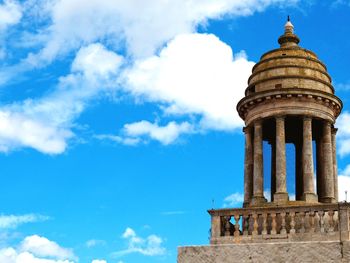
337 111 350 157
0 43 122 154
91 260 107 263
85 239 106 248
0 235 76 263
113 227 166 257
19 235 76 260
0 0 302 153
0 0 22 31
0 214 49 229
123 120 194 145
94 134 141 146
21 0 298 65
223 192 244 207
338 165 350 202
123 33 254 131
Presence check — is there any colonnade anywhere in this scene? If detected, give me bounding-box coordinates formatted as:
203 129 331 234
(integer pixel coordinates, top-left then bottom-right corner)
243 116 338 206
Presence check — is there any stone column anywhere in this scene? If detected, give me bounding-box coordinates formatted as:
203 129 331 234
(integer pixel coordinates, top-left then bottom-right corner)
320 121 335 203
243 126 253 207
274 116 289 203
271 142 276 202
316 136 325 201
302 117 318 202
295 140 303 201
251 120 266 205
332 128 338 202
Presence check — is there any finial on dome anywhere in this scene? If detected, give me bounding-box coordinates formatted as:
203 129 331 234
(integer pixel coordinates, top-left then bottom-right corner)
284 16 294 34
278 16 300 47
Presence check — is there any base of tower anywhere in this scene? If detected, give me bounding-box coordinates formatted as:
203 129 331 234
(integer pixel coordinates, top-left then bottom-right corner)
319 196 336 203
178 241 350 263
250 196 267 206
273 192 289 203
302 192 318 203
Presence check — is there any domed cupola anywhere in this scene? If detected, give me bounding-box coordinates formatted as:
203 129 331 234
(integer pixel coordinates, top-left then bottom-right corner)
237 18 342 206
237 17 342 127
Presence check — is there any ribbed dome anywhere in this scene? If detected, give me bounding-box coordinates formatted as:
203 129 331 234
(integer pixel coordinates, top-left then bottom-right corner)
237 18 342 126
245 21 333 96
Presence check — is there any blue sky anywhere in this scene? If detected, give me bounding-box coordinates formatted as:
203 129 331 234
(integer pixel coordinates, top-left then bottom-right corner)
0 0 350 262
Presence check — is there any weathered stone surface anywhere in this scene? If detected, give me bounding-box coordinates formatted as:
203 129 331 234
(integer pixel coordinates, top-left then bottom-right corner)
178 241 347 263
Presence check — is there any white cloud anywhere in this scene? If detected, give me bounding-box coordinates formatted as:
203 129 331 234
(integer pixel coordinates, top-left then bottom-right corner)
0 1 302 153
85 239 106 248
123 33 254 131
336 111 350 157
113 227 166 257
0 43 123 154
21 0 299 65
339 165 350 202
223 193 244 207
0 235 76 263
20 235 76 261
161 211 186 216
0 214 49 229
0 0 22 31
91 260 107 263
94 134 140 146
123 120 194 145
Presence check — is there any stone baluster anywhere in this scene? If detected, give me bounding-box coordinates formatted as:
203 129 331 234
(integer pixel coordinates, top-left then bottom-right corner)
234 215 240 237
299 212 305 233
243 214 249 236
271 213 277 235
224 216 231 236
304 212 310 232
319 211 325 233
290 212 296 234
309 211 315 233
328 210 334 232
314 211 320 232
252 213 258 236
280 212 287 234
262 213 267 235
334 211 339 231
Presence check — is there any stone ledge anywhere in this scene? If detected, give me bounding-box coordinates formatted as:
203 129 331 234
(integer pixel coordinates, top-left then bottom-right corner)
178 241 350 263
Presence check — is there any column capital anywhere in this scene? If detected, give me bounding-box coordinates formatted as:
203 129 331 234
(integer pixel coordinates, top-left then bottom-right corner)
323 120 332 127
303 116 312 121
331 127 338 135
275 115 286 121
254 119 263 126
243 126 252 134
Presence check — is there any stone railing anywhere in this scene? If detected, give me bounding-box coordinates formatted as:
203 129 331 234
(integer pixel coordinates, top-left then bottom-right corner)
209 202 350 244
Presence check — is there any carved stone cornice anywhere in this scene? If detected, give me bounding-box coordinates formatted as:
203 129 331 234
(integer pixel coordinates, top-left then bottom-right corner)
237 88 342 123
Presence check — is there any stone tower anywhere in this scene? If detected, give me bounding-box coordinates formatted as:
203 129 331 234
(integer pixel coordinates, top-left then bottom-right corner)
178 19 350 263
237 17 342 206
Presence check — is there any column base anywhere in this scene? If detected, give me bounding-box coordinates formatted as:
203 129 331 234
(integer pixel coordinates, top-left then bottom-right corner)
250 196 267 206
273 192 289 204
319 196 336 203
243 201 250 208
302 193 318 203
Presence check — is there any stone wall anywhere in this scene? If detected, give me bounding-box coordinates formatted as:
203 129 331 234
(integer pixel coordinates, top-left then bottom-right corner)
178 241 350 263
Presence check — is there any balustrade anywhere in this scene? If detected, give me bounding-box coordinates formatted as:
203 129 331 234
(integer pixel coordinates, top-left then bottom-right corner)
209 203 350 244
